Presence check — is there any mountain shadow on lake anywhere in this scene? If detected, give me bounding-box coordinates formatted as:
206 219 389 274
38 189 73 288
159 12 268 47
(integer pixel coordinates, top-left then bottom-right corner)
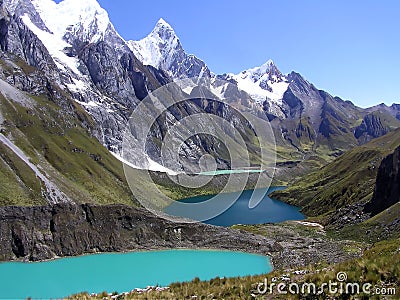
165 187 305 226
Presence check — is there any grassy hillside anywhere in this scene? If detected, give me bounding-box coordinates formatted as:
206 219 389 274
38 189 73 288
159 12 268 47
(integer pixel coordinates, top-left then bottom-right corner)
0 93 135 206
271 128 400 218
0 66 136 206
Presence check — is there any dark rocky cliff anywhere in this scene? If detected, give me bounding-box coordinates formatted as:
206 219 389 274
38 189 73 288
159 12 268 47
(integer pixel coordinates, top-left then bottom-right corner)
365 146 400 215
0 203 280 262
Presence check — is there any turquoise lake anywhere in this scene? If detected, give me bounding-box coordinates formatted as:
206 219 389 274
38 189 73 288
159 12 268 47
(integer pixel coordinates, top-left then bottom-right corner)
198 169 265 175
0 250 272 299
165 186 305 226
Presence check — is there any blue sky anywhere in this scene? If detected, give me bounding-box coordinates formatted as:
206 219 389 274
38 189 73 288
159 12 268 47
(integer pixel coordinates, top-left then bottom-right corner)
85 1 400 107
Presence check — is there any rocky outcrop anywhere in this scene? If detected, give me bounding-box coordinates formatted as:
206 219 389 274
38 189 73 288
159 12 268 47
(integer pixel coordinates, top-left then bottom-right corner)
355 113 388 143
0 203 280 262
365 146 400 215
0 0 10 51
391 103 400 120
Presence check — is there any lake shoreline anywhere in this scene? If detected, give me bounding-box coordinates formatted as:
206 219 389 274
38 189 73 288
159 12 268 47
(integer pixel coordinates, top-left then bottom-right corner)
3 246 273 265
0 249 272 299
0 203 361 274
0 203 280 265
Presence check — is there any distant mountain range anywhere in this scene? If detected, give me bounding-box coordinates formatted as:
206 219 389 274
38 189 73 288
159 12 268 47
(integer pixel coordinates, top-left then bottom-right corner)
128 15 400 178
0 0 400 204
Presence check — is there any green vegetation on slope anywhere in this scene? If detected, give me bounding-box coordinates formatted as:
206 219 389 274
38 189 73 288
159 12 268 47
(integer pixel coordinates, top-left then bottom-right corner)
0 81 135 206
271 128 400 218
0 142 45 206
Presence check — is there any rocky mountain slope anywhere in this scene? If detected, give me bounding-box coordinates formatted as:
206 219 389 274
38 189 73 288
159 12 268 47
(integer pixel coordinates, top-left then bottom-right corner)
0 0 399 206
0 55 135 206
0 0 277 175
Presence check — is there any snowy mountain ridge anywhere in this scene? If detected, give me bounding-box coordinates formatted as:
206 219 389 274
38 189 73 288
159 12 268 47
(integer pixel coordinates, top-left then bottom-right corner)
226 60 290 117
129 18 290 116
31 0 110 43
5 0 111 43
6 0 119 80
6 0 289 117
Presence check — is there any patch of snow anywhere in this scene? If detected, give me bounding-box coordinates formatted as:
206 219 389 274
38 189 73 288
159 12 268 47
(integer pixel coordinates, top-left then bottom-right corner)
66 78 88 92
74 100 99 107
21 14 82 75
111 152 178 175
197 66 205 80
147 155 179 175
182 86 194 94
210 82 228 100
293 221 324 230
31 0 110 44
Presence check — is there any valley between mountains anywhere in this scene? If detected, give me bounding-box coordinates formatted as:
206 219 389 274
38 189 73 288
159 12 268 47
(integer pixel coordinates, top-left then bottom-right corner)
0 0 399 299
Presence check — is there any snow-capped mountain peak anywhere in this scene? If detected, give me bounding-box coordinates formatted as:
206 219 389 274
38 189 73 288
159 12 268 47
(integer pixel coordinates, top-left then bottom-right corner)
128 18 210 80
240 59 283 82
246 59 275 74
31 0 110 43
222 60 289 117
128 18 180 68
154 17 174 32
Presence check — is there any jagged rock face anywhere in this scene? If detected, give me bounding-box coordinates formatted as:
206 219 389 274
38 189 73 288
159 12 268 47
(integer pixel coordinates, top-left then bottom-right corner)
365 146 400 216
0 0 10 51
8 18 59 76
355 113 388 142
79 42 141 105
1 2 255 171
391 104 400 120
0 204 279 261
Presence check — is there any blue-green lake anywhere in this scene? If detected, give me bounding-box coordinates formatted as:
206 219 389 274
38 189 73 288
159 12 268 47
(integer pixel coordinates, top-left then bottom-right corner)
165 186 305 226
0 250 272 299
198 169 265 175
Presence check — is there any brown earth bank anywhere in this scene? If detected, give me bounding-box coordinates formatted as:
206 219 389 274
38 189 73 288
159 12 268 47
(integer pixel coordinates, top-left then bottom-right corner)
0 203 361 270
